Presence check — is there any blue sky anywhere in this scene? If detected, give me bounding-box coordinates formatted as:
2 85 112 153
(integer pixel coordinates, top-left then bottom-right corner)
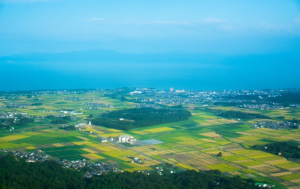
0 0 300 55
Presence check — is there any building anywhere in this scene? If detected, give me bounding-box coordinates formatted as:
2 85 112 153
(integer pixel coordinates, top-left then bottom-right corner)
117 135 136 143
75 122 89 128
129 91 142 95
101 138 107 143
170 87 174 92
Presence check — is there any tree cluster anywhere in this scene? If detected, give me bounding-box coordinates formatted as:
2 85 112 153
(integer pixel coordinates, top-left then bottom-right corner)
272 93 300 105
0 154 259 189
252 142 300 159
217 110 269 120
51 119 69 124
0 116 34 129
92 108 191 131
31 103 43 106
61 125 76 130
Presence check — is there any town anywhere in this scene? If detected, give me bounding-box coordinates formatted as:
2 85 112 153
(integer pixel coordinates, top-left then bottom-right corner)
6 150 120 178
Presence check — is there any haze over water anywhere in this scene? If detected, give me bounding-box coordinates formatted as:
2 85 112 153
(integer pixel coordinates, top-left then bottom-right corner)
0 52 299 91
0 0 300 91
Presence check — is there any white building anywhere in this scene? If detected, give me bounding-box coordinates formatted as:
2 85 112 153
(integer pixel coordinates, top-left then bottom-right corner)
175 89 184 93
129 91 142 95
117 135 136 143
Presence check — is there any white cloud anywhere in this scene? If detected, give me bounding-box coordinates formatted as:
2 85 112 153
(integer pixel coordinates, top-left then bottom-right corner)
260 22 288 31
203 17 226 23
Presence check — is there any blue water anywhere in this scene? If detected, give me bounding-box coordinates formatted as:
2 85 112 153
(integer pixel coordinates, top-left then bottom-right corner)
0 60 299 91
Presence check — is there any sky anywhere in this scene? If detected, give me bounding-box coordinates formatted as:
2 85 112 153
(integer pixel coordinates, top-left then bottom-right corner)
0 0 300 56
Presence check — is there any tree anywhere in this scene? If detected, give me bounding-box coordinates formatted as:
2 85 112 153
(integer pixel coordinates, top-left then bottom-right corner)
216 152 222 157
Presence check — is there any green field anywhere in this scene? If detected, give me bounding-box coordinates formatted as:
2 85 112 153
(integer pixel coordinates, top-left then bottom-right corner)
1 90 300 188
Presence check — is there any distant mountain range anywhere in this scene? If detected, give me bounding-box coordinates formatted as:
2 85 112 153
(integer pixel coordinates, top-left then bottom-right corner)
0 50 299 64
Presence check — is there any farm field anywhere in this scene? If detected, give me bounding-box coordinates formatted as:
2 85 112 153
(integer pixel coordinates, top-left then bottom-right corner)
1 91 300 188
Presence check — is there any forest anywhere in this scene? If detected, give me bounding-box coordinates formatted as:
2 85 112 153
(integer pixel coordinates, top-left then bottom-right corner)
224 93 300 106
0 154 260 189
217 110 269 120
252 142 300 159
0 116 34 129
92 108 191 131
48 116 72 124
271 93 300 105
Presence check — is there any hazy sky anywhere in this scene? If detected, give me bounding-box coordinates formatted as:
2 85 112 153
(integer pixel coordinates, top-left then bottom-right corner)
0 0 300 55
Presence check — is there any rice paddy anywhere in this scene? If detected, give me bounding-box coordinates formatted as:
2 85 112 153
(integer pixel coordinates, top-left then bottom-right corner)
2 92 300 188
142 127 175 133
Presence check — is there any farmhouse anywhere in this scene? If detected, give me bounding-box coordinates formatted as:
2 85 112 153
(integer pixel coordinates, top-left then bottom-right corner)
129 91 142 95
75 121 91 128
117 135 136 143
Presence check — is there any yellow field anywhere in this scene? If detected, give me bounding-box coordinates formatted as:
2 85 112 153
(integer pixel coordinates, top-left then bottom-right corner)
52 143 64 147
81 153 104 160
104 150 138 157
81 126 104 134
206 164 238 172
131 131 148 135
107 128 123 132
82 148 98 154
0 135 29 143
26 146 36 149
0 142 31 149
200 139 217 143
72 141 86 145
85 143 120 152
76 136 90 140
88 153 105 159
142 127 175 133
177 162 198 171
100 133 127 137
200 132 222 138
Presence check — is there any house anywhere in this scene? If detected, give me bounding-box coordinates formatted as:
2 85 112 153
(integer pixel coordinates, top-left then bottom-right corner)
117 135 136 143
129 91 142 95
255 182 274 188
75 121 90 128
175 89 184 93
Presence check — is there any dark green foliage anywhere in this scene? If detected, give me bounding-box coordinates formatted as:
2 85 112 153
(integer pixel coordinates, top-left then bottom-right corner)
86 170 259 189
171 105 184 109
290 119 300 124
213 102 241 107
14 117 34 126
217 110 269 120
224 95 264 100
51 119 69 124
0 154 85 189
61 125 76 130
63 116 72 120
272 93 300 105
252 142 300 159
92 108 192 131
0 116 34 128
31 102 42 105
216 152 222 157
0 154 259 189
